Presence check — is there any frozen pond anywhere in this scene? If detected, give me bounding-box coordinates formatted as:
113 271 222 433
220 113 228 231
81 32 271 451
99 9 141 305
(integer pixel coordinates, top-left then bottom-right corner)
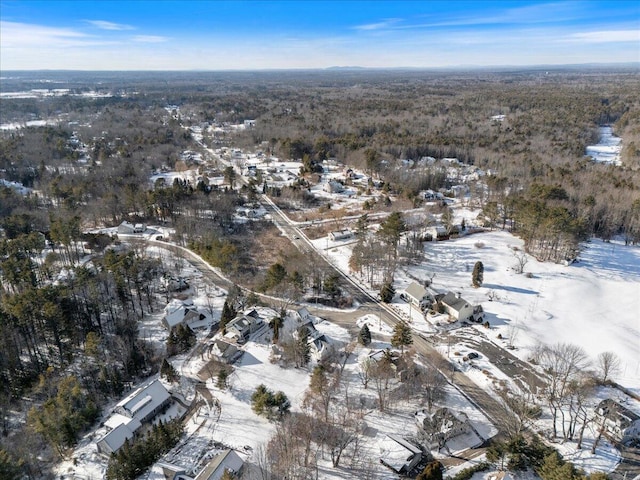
586 126 622 165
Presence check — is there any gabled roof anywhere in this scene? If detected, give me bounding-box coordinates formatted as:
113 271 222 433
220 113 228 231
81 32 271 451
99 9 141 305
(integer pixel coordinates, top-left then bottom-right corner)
441 292 471 312
116 379 171 420
164 306 202 329
98 422 138 454
195 449 244 480
405 281 427 302
380 434 422 473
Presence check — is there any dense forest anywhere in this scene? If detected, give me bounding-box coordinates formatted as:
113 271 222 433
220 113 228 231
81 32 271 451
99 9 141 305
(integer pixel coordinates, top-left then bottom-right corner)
0 68 639 477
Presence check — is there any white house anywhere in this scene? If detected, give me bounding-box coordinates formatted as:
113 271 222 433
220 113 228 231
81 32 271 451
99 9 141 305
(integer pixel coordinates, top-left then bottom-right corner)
117 221 145 235
195 449 244 480
97 379 173 456
208 339 242 364
162 300 210 330
329 229 353 241
440 292 484 322
295 317 331 361
226 310 264 343
379 434 423 474
595 399 640 444
402 281 434 310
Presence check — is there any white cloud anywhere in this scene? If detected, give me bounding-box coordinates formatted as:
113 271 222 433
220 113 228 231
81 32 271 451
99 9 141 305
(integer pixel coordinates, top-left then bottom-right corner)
132 35 170 43
0 21 93 48
353 18 402 31
566 29 640 43
86 20 134 31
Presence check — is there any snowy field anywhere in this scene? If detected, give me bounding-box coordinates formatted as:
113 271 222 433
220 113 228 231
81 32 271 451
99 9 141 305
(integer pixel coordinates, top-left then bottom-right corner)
323 228 640 393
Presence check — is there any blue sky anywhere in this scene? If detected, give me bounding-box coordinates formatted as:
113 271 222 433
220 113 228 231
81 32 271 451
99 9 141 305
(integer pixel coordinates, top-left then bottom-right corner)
1 1 638 70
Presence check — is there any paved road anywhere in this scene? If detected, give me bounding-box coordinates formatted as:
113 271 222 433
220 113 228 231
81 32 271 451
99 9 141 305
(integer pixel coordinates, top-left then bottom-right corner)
138 200 638 479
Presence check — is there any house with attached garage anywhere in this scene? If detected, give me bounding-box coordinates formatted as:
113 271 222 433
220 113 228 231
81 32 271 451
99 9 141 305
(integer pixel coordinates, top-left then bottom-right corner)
595 398 640 444
97 379 174 456
207 339 242 364
439 291 484 322
225 309 265 344
295 315 331 361
162 299 211 330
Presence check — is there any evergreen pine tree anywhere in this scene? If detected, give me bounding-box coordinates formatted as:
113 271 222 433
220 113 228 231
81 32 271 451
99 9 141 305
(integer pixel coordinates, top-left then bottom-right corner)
216 368 229 390
416 460 444 480
160 359 179 383
220 298 236 334
295 327 311 367
472 261 484 288
380 281 395 303
391 320 413 354
358 323 372 346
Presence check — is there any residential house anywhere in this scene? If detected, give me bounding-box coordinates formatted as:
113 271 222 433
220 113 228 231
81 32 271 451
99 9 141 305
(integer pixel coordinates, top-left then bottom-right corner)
294 307 311 324
379 434 423 474
162 300 210 330
329 229 353 241
402 281 435 311
423 189 444 201
151 461 188 480
595 399 640 444
415 407 477 450
296 316 331 361
118 221 145 235
226 311 264 343
431 226 450 241
195 449 244 480
439 292 484 322
208 339 242 364
97 379 173 456
163 276 189 292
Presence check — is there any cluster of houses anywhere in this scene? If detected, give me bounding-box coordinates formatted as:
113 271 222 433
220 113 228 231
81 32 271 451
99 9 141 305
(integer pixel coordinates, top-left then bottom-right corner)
402 281 484 324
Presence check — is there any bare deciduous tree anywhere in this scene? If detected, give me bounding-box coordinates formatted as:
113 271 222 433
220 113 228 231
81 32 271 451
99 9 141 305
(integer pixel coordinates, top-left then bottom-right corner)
596 351 621 383
512 248 528 274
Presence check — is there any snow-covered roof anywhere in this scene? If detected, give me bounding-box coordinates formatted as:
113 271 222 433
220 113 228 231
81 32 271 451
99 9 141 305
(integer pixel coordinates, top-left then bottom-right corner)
441 292 471 312
379 434 422 473
405 281 428 302
97 423 137 455
116 379 170 421
195 449 244 480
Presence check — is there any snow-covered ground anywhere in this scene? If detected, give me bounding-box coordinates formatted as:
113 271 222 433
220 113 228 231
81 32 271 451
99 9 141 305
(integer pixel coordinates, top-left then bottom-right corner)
324 228 640 394
586 126 622 165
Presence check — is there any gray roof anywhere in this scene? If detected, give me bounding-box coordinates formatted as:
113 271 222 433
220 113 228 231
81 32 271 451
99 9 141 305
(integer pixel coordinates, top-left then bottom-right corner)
117 379 170 420
441 292 471 313
195 449 244 480
97 421 138 454
405 281 427 302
